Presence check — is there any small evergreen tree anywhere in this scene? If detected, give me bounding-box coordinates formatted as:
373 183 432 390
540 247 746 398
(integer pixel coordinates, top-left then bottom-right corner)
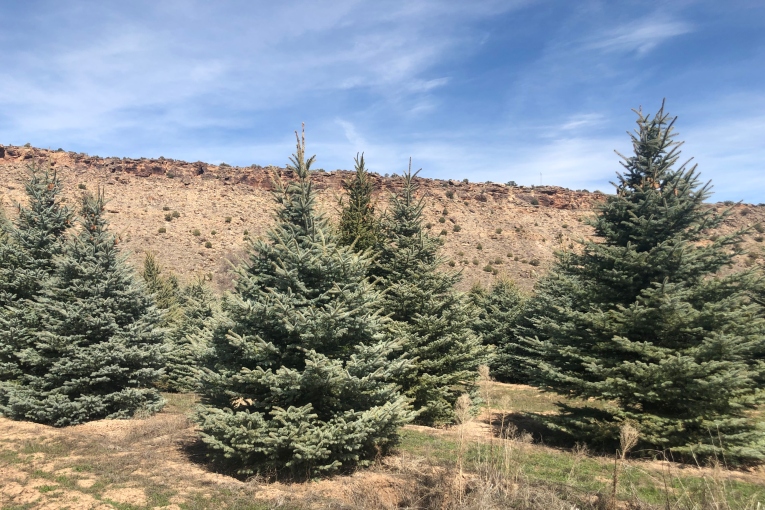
195 129 413 477
0 191 165 426
142 252 180 318
469 277 526 382
374 161 487 425
160 277 217 392
0 165 72 386
338 153 381 252
517 103 765 462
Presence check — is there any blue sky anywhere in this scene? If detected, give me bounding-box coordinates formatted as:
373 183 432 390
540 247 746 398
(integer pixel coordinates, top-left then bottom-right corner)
1 1 763 202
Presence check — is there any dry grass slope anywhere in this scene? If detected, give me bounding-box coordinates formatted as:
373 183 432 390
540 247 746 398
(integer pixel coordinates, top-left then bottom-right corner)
1 145 762 292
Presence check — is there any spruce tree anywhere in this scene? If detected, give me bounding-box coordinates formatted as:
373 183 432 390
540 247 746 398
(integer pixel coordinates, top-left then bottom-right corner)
0 191 165 426
469 277 526 382
160 277 217 392
0 165 72 386
195 130 413 477
0 164 72 305
374 162 487 425
338 153 381 253
142 252 181 318
517 103 765 462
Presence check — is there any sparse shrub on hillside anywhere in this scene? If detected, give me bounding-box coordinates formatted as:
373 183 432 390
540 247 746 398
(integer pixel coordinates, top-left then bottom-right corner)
164 213 173 221
515 103 765 463
755 236 763 243
439 229 447 236
211 230 217 235
171 210 180 219
439 216 446 223
562 223 569 229
425 222 433 229
476 243 482 250
530 198 539 206
495 227 502 234
448 260 456 267
529 258 540 266
507 180 517 186
163 206 170 211
483 264 493 273
243 229 249 235
754 223 764 233
453 225 461 232
192 229 200 236
374 161 485 426
158 227 166 233
195 129 414 477
472 258 479 265
493 257 502 265
0 191 165 426
78 183 86 190
446 190 454 199
225 216 232 223
204 241 212 248
462 178 469 184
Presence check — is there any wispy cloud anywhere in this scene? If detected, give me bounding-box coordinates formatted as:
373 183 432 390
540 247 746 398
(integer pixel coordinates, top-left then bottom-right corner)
585 19 694 55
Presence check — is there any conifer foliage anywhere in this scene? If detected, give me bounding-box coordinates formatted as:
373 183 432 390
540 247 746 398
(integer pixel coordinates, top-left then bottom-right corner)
517 103 765 462
469 278 525 382
162 277 217 392
375 162 486 425
0 164 71 305
195 129 413 477
0 165 72 386
338 153 380 252
0 190 165 426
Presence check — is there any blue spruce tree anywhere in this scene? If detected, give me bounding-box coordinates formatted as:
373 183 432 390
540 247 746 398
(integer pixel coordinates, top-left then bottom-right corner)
195 129 414 477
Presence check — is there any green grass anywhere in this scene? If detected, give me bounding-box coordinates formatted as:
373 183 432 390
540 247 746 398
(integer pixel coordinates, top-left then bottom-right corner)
398 428 765 507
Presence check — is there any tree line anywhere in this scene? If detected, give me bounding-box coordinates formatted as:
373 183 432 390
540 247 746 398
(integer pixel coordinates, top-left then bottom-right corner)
0 105 763 478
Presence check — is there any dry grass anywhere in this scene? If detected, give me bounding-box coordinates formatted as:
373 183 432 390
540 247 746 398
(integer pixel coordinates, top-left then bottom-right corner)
1 386 764 509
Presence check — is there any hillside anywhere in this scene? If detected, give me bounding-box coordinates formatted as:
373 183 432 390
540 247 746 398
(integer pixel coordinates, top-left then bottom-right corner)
1 144 763 292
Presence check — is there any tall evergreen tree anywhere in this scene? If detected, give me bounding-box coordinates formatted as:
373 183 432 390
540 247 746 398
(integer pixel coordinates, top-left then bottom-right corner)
516 103 765 462
338 153 381 252
0 191 165 426
374 162 487 425
0 165 72 386
0 164 72 305
195 129 414 477
469 277 526 382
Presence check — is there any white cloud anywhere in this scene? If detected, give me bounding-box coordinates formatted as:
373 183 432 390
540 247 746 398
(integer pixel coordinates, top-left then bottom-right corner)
585 19 694 56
